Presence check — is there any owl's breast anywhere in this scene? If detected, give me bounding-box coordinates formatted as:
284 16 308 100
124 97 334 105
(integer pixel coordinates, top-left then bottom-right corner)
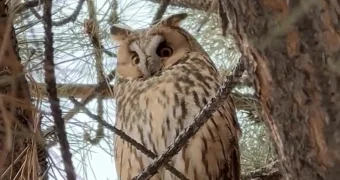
115 58 221 151
113 55 237 179
145 71 220 152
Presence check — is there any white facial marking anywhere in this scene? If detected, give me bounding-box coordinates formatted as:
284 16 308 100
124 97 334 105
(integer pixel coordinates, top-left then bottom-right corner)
145 35 164 74
146 35 164 57
129 41 150 77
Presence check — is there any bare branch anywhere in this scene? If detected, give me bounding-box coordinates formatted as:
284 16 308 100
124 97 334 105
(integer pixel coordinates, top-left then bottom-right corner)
133 56 246 180
28 0 86 27
147 0 214 12
69 97 189 180
13 0 41 14
42 69 116 138
83 0 105 145
61 69 115 120
23 0 41 9
42 0 76 179
103 48 116 57
52 0 85 26
151 0 169 24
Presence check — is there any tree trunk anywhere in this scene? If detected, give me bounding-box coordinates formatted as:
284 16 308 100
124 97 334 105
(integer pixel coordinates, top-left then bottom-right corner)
0 1 48 179
218 0 340 179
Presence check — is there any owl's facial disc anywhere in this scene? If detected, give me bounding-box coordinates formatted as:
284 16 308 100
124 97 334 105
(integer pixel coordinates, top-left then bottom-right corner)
128 35 173 77
148 35 174 74
146 35 172 75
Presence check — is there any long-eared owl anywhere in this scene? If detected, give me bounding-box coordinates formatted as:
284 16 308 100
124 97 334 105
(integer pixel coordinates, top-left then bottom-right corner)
110 13 241 180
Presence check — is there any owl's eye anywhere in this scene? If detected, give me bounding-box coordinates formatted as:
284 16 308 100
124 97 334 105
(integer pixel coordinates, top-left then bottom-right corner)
156 41 173 57
131 53 140 65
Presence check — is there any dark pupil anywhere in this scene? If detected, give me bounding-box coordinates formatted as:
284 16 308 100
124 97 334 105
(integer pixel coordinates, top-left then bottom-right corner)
156 41 172 57
161 49 170 57
134 57 139 64
132 55 139 64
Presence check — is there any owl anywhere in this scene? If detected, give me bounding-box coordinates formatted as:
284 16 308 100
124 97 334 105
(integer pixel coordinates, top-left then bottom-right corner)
110 13 241 180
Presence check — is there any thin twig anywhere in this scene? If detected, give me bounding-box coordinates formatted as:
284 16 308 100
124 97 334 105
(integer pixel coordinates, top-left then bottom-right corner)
218 0 229 36
103 48 116 57
43 69 115 139
69 97 189 180
151 0 169 24
28 0 85 27
63 69 115 120
52 0 85 26
133 57 246 180
42 0 76 180
13 0 41 14
84 0 105 145
23 0 40 9
195 0 219 34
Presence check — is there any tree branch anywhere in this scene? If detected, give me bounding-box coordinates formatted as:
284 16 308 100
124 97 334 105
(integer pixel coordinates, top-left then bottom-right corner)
241 161 282 180
151 0 170 24
69 97 189 180
23 0 41 9
132 56 246 180
30 82 258 113
83 0 105 145
147 0 215 12
26 0 85 27
42 69 115 138
52 0 85 27
42 0 76 179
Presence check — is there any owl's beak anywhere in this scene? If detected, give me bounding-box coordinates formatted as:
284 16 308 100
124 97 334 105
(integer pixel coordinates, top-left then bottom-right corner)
146 56 162 76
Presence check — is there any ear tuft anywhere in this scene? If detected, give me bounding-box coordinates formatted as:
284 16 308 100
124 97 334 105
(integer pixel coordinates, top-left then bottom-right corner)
110 24 133 42
159 13 188 27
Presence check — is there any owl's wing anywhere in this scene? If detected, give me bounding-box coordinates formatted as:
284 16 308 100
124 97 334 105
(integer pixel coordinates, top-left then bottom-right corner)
224 137 241 180
219 96 242 180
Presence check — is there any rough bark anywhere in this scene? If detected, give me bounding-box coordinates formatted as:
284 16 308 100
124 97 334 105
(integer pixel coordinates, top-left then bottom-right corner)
0 1 48 179
218 0 340 180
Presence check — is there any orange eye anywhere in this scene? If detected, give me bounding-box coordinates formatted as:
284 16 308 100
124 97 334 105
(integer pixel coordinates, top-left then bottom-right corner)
131 54 140 65
156 41 173 57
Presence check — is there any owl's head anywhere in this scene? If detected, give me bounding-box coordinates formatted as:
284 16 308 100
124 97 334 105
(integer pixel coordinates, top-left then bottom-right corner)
110 13 207 79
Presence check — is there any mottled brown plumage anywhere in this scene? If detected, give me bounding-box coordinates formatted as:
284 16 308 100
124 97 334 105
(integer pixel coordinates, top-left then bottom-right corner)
111 13 241 180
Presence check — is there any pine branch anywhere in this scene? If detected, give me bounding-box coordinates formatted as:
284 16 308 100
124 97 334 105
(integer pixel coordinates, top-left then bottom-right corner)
42 0 76 179
69 97 189 180
132 56 246 180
